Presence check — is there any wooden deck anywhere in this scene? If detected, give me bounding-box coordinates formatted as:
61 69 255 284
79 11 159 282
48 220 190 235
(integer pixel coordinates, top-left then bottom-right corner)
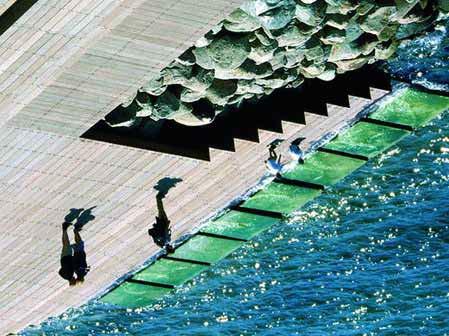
0 0 244 136
0 1 392 332
0 88 388 334
0 0 16 16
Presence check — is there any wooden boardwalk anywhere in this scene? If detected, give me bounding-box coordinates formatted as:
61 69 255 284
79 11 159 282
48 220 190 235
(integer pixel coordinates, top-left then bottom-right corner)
0 1 391 332
0 0 16 16
0 0 243 136
0 88 388 334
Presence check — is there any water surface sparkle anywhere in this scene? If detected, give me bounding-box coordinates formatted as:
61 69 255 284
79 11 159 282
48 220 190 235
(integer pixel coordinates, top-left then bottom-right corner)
22 18 449 335
23 113 449 336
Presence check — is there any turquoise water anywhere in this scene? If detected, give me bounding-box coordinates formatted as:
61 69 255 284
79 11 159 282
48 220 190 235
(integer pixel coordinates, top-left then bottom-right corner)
23 110 449 336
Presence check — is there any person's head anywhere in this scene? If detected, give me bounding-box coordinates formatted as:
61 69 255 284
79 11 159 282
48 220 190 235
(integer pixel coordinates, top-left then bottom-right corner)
69 277 77 286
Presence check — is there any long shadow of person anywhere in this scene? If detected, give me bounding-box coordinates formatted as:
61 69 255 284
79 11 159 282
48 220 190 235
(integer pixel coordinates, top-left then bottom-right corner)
148 178 182 253
58 207 96 285
153 177 182 198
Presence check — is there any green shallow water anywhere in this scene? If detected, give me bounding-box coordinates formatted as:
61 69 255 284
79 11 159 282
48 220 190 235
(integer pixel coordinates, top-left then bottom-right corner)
201 210 278 240
133 259 208 287
241 182 321 214
170 235 243 264
283 151 365 186
101 282 171 308
324 122 410 158
370 88 449 128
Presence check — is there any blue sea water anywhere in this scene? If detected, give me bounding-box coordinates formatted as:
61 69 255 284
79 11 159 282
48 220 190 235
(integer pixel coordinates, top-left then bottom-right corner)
23 109 449 336
22 19 449 336
387 15 449 92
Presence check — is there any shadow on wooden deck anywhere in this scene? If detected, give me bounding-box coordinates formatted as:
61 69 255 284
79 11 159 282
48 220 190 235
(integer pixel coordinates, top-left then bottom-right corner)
82 64 392 161
0 0 40 36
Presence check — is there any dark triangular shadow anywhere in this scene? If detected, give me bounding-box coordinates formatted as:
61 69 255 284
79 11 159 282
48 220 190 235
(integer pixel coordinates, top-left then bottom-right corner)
82 64 392 161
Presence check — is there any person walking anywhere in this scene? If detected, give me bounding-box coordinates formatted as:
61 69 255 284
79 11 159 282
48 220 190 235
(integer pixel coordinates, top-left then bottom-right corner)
59 222 77 286
265 144 283 177
148 193 174 253
58 212 90 285
288 137 305 164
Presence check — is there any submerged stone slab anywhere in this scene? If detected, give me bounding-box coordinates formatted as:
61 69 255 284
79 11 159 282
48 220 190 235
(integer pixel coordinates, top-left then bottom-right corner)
370 88 449 128
283 151 366 185
324 122 410 158
133 259 208 287
202 210 278 240
171 235 243 264
101 282 171 308
241 181 321 214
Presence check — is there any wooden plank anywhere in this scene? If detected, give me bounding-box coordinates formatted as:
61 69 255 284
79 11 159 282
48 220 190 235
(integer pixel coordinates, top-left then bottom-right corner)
1 0 244 135
0 91 386 333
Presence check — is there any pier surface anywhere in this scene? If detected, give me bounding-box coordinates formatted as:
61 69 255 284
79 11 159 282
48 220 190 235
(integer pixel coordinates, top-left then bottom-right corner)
0 88 387 333
0 0 243 134
0 0 390 333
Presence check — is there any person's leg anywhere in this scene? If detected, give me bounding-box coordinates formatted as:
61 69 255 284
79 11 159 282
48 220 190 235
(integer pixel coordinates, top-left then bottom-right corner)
62 222 72 246
298 152 304 164
61 222 72 258
74 229 83 244
165 243 175 254
268 147 277 160
156 195 169 223
73 228 85 257
277 154 282 164
62 228 70 247
73 228 85 256
73 228 87 282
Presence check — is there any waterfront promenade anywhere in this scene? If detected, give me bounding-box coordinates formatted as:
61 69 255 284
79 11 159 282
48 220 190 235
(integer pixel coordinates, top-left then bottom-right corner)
0 0 389 333
0 87 387 333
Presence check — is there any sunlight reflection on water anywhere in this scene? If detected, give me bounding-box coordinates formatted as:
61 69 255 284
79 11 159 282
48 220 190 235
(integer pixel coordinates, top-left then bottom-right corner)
21 18 449 336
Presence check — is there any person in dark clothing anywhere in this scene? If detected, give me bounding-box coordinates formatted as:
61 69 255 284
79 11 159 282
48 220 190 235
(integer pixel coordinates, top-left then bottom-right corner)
72 227 89 283
58 222 90 285
288 137 306 164
148 194 174 253
59 222 76 286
